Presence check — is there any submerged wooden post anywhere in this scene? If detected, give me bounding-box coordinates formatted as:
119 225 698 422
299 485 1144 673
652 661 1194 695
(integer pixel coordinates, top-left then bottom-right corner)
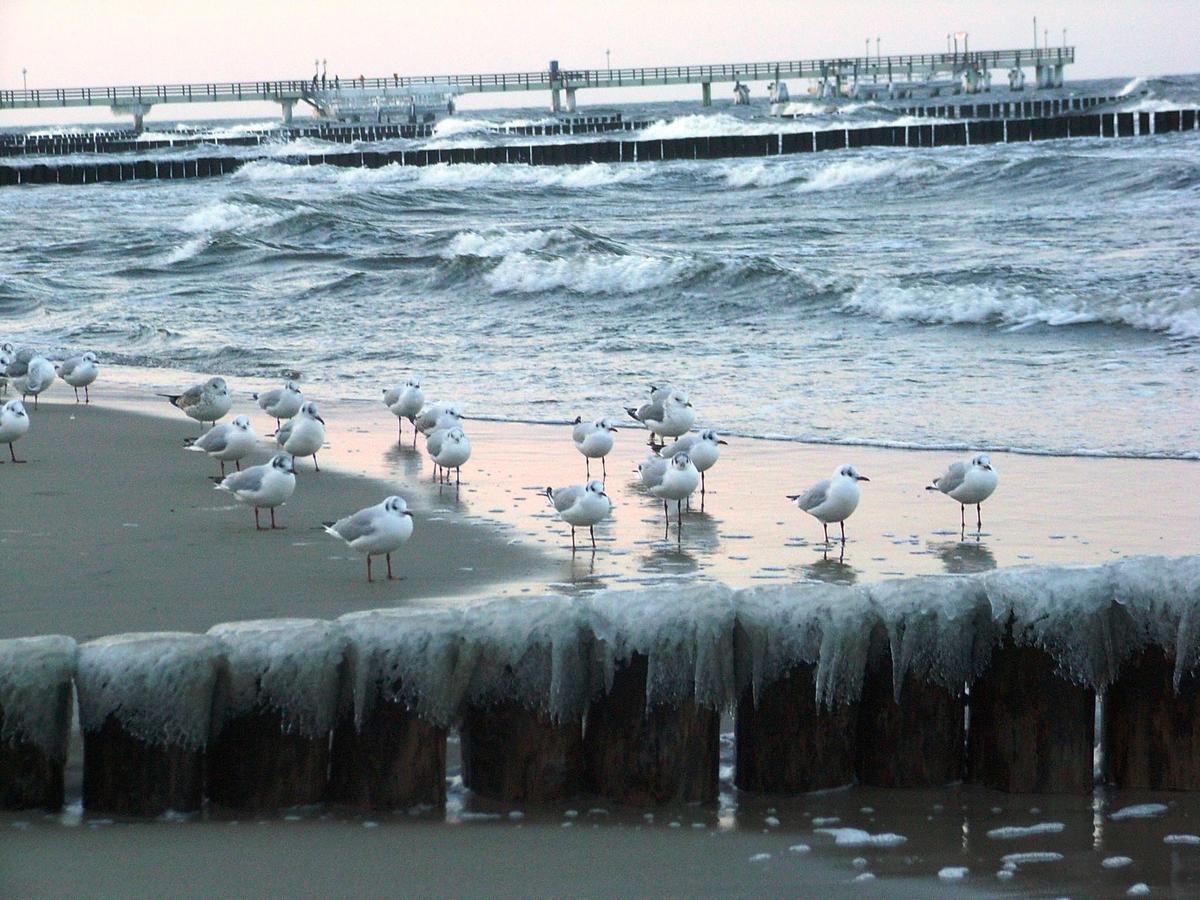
967 637 1095 794
328 609 463 810
584 652 720 804
1107 647 1200 790
0 636 77 810
735 661 858 792
459 597 588 803
206 620 349 810
77 633 223 816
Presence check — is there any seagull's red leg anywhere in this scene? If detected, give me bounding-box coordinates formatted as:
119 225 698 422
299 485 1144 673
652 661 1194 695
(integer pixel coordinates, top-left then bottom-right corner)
367 555 373 583
386 553 394 580
254 507 262 530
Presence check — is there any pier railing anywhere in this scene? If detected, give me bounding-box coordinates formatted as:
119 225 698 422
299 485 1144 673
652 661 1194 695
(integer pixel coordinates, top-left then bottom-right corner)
0 47 1074 109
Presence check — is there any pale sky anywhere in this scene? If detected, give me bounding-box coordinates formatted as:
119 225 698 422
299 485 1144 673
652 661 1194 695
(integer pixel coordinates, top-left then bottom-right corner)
1 0 1195 126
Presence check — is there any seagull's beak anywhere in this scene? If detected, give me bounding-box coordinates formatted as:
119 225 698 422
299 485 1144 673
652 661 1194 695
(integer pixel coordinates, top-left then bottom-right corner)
685 402 693 408
857 475 870 482
403 511 414 517
315 416 326 425
717 439 729 445
983 464 993 471
608 426 619 432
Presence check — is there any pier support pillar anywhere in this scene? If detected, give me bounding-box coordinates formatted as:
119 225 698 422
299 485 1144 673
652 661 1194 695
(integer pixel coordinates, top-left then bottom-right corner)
550 87 562 113
280 99 295 125
112 102 153 135
701 82 712 107
565 87 577 113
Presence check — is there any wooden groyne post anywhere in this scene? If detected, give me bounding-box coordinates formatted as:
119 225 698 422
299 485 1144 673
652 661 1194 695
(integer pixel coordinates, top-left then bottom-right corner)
0 636 76 810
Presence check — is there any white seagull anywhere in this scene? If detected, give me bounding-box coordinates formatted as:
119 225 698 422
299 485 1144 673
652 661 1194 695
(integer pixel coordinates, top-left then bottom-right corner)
324 495 416 582
626 389 695 446
185 414 258 476
660 429 727 498
383 379 425 445
215 452 296 530
545 479 613 550
3 347 35 379
57 352 99 403
159 377 232 432
252 380 303 430
16 356 55 409
430 426 471 485
414 401 463 436
650 452 700 533
281 401 326 471
927 453 998 531
788 464 870 544
572 416 618 478
0 347 14 397
0 399 30 463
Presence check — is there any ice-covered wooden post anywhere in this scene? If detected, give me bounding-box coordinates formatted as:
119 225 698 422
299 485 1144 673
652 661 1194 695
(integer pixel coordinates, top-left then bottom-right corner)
76 633 224 816
0 636 77 810
734 584 874 793
460 597 588 802
970 565 1127 794
1106 555 1200 790
206 619 349 810
858 576 991 787
329 608 464 810
584 585 734 805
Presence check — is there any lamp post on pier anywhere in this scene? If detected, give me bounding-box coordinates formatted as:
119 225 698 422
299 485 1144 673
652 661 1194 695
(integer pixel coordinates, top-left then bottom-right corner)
22 68 27 91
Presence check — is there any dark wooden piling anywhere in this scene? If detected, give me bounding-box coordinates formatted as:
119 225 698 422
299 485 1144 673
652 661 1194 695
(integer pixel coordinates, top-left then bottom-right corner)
460 700 585 802
207 705 331 810
83 715 206 815
584 653 720 804
1107 647 1200 791
735 662 857 793
967 638 1095 793
0 723 69 810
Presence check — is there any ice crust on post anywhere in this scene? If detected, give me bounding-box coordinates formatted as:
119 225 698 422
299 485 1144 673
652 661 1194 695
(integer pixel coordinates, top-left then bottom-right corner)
0 636 77 758
866 575 993 700
76 632 224 748
337 607 469 729
586 583 735 710
734 583 875 708
207 619 349 738
979 564 1136 690
1109 555 1200 691
462 596 589 722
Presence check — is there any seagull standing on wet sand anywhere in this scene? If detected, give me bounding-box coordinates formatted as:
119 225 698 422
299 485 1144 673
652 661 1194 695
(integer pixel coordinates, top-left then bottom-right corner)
383 379 425 445
650 452 700 536
185 414 258 476
0 399 30 463
324 495 415 582
252 380 303 432
215 453 296 530
545 479 613 551
625 389 695 448
57 352 100 403
659 429 727 503
572 417 618 478
927 454 998 531
281 401 326 471
788 464 869 544
16 357 55 409
430 426 471 486
159 377 232 432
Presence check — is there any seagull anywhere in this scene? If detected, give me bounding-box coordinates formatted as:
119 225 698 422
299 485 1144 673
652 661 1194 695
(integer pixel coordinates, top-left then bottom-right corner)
3 347 35 379
430 426 471 486
927 453 998 531
545 479 613 551
252 380 303 431
159 377 232 432
185 414 258 476
636 451 667 492
572 416 618 478
0 347 13 397
650 452 700 535
57 352 100 403
0 399 30 463
660 429 727 500
788 464 869 544
626 389 695 447
215 452 296 530
281 401 326 471
383 379 425 445
324 495 415 582
414 401 463 436
16 357 56 409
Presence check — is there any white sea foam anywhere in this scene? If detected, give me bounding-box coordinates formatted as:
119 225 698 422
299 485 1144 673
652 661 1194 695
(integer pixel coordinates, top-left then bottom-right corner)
442 229 559 259
938 867 969 880
717 160 800 190
986 823 1066 839
1127 884 1150 896
815 828 907 847
484 251 697 295
795 157 938 194
1110 803 1169 821
1000 852 1065 865
1103 856 1134 868
433 118 492 138
1164 834 1200 845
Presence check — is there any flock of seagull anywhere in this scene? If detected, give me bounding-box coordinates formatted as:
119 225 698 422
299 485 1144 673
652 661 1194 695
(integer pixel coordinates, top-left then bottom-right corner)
1 342 1001 581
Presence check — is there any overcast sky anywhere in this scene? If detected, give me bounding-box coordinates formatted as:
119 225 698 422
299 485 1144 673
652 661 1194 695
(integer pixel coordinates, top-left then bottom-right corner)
2 0 1194 125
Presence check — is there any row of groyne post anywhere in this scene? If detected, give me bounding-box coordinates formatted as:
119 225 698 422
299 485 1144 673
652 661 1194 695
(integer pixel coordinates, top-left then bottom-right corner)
1 109 1194 188
1 556 1197 815
0 114 637 158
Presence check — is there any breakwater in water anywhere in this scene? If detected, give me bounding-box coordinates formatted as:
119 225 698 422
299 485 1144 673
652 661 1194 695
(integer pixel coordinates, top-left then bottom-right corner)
1 556 1197 815
2 108 1193 187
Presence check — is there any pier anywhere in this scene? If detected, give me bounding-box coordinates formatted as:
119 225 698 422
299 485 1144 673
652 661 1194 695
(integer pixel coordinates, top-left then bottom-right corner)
0 46 1074 128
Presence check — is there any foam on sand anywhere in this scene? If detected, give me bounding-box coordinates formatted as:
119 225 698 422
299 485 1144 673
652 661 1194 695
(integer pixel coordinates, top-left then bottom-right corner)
986 822 1066 839
1109 803 1169 821
1000 852 1065 865
207 619 349 738
75 632 224 749
0 635 77 758
937 867 968 880
815 827 907 847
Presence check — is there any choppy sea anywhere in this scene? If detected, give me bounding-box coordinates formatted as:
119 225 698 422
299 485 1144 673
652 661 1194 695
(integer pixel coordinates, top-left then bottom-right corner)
2 74 1197 458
